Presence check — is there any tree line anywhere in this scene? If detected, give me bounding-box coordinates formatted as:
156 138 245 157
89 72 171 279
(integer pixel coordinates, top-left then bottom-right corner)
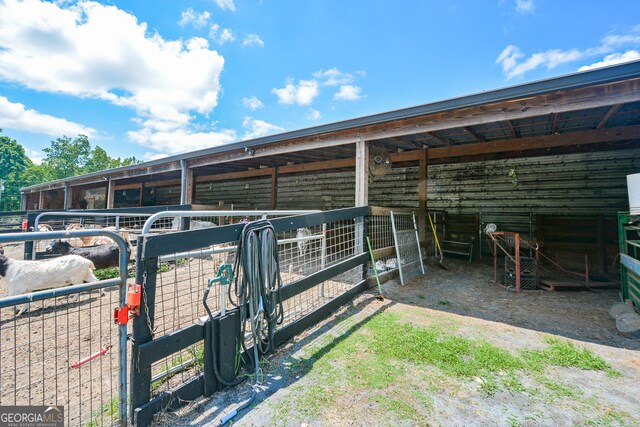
0 129 140 211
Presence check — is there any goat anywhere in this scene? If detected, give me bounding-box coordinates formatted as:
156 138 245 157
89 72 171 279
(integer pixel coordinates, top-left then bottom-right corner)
296 228 312 259
0 248 99 315
171 217 217 231
64 224 132 247
45 239 125 270
37 223 53 232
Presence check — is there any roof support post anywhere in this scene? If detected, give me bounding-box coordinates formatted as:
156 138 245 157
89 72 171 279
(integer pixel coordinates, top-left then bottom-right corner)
355 140 369 207
63 183 70 209
271 167 278 209
418 148 428 243
38 191 44 210
180 160 193 205
20 193 26 210
106 179 115 209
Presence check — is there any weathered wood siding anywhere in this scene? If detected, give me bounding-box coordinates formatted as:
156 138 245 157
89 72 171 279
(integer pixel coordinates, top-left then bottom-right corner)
194 177 272 209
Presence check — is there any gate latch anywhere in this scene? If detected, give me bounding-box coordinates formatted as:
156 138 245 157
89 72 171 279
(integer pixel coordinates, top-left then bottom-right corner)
113 283 142 325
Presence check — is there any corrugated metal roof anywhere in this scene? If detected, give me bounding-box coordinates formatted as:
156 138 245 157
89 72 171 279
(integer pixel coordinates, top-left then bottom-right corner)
21 60 640 192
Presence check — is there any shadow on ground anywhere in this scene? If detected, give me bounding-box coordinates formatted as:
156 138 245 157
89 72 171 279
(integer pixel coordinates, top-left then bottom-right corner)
386 256 639 350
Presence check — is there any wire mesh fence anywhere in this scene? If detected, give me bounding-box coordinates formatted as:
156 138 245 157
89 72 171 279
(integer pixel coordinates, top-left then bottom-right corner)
0 211 26 233
145 213 363 397
0 286 121 426
0 230 128 427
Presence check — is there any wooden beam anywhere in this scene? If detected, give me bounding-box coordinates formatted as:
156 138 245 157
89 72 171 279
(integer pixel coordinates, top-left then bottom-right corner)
185 167 194 204
195 167 274 183
423 132 450 146
355 140 369 207
271 167 278 209
462 126 485 142
38 191 44 210
550 113 559 134
429 124 640 159
596 103 622 129
417 148 428 242
505 120 519 138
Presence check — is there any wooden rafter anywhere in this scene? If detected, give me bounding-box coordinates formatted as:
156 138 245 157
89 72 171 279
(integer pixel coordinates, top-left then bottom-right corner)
505 120 519 138
551 113 560 134
462 126 485 142
596 103 623 129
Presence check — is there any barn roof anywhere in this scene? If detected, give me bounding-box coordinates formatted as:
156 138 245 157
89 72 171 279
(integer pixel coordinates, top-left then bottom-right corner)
22 60 640 192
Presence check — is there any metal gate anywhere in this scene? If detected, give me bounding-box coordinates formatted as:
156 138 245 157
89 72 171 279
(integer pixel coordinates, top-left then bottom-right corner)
129 207 372 425
0 229 129 426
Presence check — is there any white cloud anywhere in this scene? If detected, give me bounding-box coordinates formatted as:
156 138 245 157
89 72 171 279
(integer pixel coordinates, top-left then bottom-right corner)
0 0 226 154
242 117 284 140
313 68 354 86
0 96 96 137
179 8 210 28
243 34 264 48
515 0 534 13
496 26 640 78
210 24 235 45
128 126 237 155
307 108 321 120
334 85 363 101
242 96 264 110
214 0 236 12
272 79 319 106
578 50 640 71
24 147 45 165
142 151 170 161
496 45 583 78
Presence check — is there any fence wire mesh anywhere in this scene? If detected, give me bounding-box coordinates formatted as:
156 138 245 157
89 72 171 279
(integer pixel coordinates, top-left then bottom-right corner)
147 216 362 396
0 285 121 427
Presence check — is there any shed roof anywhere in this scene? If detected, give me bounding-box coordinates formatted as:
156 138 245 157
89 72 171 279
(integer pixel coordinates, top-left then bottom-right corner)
22 60 640 192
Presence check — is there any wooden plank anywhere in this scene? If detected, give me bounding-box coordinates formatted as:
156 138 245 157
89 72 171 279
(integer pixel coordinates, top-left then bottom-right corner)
136 323 205 367
418 148 428 241
274 279 369 347
280 253 369 301
106 179 115 209
133 374 204 427
429 125 640 159
271 167 278 209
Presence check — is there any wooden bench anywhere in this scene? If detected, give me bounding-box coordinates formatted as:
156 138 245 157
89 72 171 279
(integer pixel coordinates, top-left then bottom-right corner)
441 213 479 263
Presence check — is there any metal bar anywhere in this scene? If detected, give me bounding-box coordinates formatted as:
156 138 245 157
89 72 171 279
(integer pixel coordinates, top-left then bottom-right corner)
390 211 405 285
142 206 372 258
34 211 154 230
141 209 321 235
0 278 119 308
151 358 195 383
321 223 327 297
157 233 324 262
621 253 640 276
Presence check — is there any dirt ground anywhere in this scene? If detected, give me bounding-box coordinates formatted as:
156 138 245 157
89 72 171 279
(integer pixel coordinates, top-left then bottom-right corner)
162 258 639 426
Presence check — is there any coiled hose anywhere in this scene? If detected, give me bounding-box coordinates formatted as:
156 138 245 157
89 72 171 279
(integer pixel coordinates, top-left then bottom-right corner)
215 219 285 425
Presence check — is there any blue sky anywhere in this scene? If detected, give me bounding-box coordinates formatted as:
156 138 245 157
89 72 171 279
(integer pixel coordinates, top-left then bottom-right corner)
1 0 639 164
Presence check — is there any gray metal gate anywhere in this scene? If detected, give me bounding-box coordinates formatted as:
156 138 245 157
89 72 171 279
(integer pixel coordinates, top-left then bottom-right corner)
0 230 129 426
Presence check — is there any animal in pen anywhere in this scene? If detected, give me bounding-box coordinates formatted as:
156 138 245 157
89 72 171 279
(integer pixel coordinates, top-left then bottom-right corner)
171 217 217 230
45 239 127 270
0 248 100 315
64 223 132 246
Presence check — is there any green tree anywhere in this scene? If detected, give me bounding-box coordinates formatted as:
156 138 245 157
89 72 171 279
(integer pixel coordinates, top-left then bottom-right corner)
0 129 32 211
84 146 140 173
41 134 92 180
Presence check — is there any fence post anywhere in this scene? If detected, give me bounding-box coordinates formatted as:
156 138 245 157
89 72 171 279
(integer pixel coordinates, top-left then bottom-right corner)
130 236 158 423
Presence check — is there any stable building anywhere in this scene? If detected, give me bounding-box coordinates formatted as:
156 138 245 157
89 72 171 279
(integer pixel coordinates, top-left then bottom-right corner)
21 61 640 270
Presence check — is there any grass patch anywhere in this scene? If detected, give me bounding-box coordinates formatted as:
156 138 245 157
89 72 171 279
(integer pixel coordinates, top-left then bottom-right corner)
86 397 118 427
437 300 452 307
521 337 619 376
274 311 622 424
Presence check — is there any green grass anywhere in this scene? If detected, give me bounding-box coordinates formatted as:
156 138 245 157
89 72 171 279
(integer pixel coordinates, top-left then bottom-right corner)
86 397 118 427
151 343 204 392
273 311 622 424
